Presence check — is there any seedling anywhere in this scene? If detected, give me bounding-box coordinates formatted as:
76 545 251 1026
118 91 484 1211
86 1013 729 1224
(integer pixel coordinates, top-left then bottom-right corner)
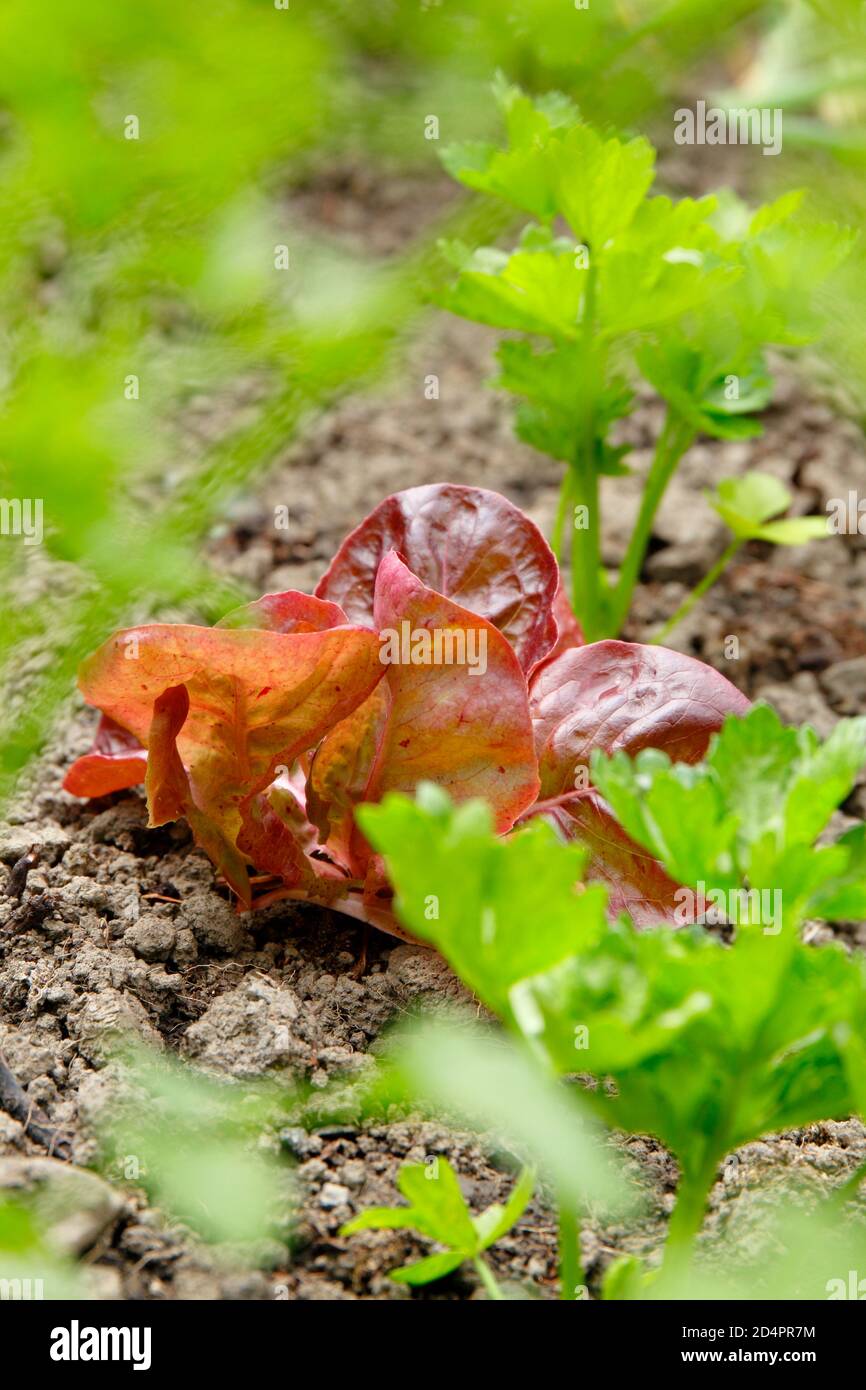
341 1158 534 1298
364 1012 633 1301
652 472 828 642
438 79 851 640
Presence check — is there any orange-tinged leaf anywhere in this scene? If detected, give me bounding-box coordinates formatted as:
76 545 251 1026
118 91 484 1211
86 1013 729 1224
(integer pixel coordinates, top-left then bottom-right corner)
146 685 252 904
63 714 147 797
308 554 541 876
78 622 384 868
306 684 389 872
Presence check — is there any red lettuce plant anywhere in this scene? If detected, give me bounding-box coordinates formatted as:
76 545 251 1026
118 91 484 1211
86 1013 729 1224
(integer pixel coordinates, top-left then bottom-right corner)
65 484 749 936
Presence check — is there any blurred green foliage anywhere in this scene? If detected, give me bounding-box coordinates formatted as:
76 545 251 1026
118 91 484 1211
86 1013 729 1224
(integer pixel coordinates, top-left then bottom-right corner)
0 0 794 805
713 2 866 407
0 1 463 798
318 0 766 142
0 1196 90 1300
96 1048 290 1255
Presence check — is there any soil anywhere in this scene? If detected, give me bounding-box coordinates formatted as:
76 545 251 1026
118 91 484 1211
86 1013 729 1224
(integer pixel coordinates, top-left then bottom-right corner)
2 163 866 1301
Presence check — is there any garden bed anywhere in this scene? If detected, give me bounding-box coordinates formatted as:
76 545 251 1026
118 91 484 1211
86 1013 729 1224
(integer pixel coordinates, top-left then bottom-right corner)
2 229 865 1294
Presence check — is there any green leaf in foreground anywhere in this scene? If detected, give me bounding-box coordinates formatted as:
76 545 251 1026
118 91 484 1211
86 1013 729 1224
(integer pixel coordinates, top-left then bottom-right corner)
590 702 866 917
0 1198 92 1300
810 825 866 920
514 922 864 1188
506 856 866 1277
382 1014 632 1219
361 741 866 1281
341 1158 534 1294
358 782 607 1022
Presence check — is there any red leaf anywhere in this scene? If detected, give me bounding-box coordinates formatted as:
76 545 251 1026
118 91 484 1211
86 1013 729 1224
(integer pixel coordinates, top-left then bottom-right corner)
313 891 416 942
237 785 349 899
315 483 559 672
311 553 541 874
240 765 343 890
366 552 540 825
529 792 689 928
529 582 584 677
244 766 415 939
526 640 750 925
530 639 750 797
63 714 148 797
237 793 313 890
265 767 326 859
550 583 584 653
249 878 417 943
